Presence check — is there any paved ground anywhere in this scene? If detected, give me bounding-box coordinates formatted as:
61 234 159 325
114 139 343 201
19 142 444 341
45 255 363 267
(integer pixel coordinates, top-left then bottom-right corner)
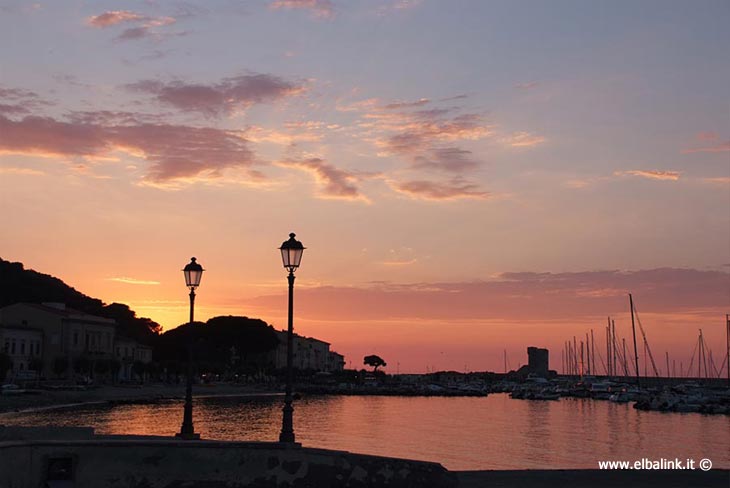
455 469 729 488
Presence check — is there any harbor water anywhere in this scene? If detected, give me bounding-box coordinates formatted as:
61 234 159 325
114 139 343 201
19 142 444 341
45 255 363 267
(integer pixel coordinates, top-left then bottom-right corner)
1 393 728 470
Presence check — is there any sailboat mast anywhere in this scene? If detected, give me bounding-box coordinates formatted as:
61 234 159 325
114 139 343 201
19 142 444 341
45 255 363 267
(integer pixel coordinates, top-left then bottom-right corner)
622 338 628 376
666 351 670 378
629 293 640 386
591 329 596 375
726 314 730 387
606 318 612 377
586 333 591 375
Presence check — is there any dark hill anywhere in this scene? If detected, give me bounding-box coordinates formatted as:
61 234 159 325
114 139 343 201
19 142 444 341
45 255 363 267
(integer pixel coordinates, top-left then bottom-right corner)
0 257 160 344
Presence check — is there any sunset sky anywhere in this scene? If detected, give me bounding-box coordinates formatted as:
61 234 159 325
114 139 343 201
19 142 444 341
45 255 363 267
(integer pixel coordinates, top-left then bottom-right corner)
1 0 728 374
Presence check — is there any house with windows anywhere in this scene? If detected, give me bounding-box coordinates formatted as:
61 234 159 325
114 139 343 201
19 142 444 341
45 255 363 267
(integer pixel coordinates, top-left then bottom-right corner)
115 335 153 381
0 303 116 380
0 325 43 381
270 330 345 372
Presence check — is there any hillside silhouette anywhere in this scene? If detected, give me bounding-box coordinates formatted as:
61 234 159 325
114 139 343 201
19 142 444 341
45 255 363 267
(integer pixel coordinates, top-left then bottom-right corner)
0 257 160 344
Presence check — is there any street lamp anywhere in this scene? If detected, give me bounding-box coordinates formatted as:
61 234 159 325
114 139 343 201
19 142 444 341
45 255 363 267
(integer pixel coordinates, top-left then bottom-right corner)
177 257 203 440
279 233 304 443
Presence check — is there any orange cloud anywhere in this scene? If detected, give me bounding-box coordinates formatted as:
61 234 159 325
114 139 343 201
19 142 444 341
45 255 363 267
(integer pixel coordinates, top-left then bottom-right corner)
615 170 680 181
501 131 546 147
87 10 146 27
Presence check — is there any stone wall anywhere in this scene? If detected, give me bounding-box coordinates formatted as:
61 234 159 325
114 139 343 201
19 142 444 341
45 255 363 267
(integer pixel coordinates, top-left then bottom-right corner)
0 428 455 488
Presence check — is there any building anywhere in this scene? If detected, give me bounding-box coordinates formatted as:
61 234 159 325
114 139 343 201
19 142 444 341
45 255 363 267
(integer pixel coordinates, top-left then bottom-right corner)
114 335 153 382
326 351 345 372
0 303 116 380
0 326 43 381
270 330 345 372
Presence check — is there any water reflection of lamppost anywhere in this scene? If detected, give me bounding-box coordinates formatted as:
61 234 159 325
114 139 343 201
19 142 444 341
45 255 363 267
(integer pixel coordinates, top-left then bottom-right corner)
177 257 203 440
279 233 304 443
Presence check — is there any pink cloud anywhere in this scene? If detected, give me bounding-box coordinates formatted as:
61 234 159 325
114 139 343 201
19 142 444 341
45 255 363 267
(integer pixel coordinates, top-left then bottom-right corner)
389 178 490 200
86 10 178 41
615 170 681 181
0 114 257 184
279 158 367 201
515 81 539 90
128 74 306 117
270 0 335 19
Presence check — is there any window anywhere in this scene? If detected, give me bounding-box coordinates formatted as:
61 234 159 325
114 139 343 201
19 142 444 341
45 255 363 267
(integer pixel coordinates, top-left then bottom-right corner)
36 342 41 355
11 340 16 354
73 331 79 346
3 341 8 353
20 340 25 354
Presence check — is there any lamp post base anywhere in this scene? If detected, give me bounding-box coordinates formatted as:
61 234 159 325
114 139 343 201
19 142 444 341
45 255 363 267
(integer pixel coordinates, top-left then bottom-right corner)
175 432 201 440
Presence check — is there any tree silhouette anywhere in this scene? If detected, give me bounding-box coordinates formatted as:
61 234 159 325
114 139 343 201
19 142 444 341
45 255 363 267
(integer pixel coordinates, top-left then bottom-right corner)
364 354 387 372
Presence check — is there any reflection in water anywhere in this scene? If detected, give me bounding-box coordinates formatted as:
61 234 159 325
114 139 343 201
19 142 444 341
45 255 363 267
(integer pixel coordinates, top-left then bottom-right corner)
1 394 728 470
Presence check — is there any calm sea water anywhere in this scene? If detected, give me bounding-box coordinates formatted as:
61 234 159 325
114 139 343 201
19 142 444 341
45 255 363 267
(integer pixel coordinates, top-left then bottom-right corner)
1 394 728 470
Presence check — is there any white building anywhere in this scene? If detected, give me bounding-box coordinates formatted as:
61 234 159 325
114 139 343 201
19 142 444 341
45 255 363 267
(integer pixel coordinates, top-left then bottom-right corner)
271 330 344 372
0 303 117 380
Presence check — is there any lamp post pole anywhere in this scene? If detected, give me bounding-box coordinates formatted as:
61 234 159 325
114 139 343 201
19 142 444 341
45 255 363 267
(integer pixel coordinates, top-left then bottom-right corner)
280 271 296 443
278 233 304 444
177 257 203 440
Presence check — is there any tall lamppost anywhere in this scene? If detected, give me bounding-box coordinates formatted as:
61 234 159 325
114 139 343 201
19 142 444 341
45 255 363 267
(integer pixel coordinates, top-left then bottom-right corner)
177 257 203 440
279 233 304 443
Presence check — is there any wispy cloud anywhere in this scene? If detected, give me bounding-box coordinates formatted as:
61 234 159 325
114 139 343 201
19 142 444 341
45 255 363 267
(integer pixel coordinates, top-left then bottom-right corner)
501 131 546 148
701 176 730 184
376 0 423 16
389 178 490 201
682 132 730 154
128 74 306 117
279 158 368 202
270 0 335 19
0 86 51 116
107 277 161 285
683 141 730 153
515 81 539 90
0 167 45 176
615 170 681 181
382 258 417 266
